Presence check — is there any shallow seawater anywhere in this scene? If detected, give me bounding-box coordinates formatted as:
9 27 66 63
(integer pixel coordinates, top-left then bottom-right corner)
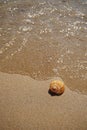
0 0 87 94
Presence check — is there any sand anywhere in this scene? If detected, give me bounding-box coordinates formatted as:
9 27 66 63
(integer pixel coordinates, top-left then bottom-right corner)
0 0 87 129
0 72 87 130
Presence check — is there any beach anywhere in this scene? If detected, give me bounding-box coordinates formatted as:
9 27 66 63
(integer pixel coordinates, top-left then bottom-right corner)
0 72 87 130
0 0 87 129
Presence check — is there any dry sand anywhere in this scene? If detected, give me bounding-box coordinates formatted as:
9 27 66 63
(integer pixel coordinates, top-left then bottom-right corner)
0 72 87 130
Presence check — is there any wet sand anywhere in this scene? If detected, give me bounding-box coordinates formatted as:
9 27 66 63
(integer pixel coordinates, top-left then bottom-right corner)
0 72 87 130
0 0 87 129
0 0 87 94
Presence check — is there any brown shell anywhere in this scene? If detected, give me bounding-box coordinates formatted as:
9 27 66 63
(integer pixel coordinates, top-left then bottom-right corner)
49 80 65 95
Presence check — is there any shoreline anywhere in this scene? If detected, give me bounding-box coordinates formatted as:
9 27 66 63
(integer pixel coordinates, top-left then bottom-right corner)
0 71 87 130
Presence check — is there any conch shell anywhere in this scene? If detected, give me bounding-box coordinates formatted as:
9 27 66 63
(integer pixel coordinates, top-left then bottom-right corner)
49 80 65 95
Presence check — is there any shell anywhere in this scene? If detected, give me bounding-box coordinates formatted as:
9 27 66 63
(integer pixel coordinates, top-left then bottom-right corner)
49 80 65 95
